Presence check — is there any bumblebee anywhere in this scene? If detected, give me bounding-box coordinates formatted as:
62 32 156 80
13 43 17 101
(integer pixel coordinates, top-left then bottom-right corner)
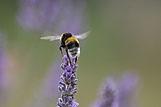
40 31 90 64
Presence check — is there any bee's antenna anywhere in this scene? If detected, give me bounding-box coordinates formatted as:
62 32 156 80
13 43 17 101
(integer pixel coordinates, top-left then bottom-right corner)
59 46 64 57
75 57 78 63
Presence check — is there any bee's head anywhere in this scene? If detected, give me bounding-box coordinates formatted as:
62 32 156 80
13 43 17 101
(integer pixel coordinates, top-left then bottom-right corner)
63 32 72 38
61 32 72 43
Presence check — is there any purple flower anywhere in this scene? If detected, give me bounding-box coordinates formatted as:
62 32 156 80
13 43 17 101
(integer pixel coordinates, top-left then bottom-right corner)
0 33 7 107
117 74 138 107
57 55 78 107
17 0 88 33
92 78 116 107
93 73 139 107
17 0 61 31
0 33 7 90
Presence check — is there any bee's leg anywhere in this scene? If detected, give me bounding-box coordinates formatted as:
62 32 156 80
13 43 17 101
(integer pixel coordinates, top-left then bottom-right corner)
75 56 78 63
59 46 63 57
65 48 72 65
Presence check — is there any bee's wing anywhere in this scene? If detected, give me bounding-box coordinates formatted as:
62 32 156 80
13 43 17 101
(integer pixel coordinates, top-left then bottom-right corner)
40 32 61 41
75 31 90 40
40 36 61 41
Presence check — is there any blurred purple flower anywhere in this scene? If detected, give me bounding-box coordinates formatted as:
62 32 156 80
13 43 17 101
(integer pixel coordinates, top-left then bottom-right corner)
17 0 88 33
17 0 61 31
0 51 6 89
0 33 7 90
93 73 139 107
57 55 78 107
92 78 116 107
0 33 8 107
117 74 138 107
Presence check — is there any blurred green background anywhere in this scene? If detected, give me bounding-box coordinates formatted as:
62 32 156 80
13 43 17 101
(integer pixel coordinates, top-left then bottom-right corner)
0 0 161 107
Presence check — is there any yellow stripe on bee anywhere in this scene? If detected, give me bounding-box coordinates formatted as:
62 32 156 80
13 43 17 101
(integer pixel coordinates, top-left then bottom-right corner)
65 36 79 44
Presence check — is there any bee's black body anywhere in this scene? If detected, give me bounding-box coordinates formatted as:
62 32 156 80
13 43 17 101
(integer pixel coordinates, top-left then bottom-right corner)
59 33 80 64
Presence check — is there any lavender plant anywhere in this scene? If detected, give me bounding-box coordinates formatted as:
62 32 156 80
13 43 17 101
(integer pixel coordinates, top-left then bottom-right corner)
93 73 138 107
92 78 116 107
0 33 7 90
0 33 7 107
17 0 88 33
57 55 79 107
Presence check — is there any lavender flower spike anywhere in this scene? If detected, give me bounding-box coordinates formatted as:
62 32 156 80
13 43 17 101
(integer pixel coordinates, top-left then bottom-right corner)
57 55 79 107
93 73 138 107
92 78 116 107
